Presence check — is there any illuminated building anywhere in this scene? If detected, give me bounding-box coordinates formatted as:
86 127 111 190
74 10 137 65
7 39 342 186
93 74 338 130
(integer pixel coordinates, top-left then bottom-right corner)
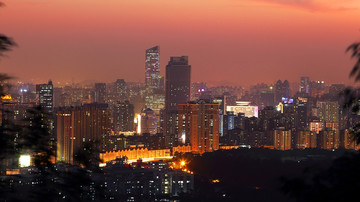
316 101 339 123
316 101 340 147
178 100 219 154
226 101 258 118
145 46 161 91
309 120 323 134
113 101 134 132
296 131 316 149
114 79 127 102
273 128 291 150
165 56 191 136
318 129 337 150
145 46 165 125
94 83 106 103
141 108 158 135
343 129 360 150
36 80 53 113
56 103 111 164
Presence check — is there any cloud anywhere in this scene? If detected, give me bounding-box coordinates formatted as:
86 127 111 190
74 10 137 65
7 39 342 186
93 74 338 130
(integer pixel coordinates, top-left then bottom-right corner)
252 0 358 12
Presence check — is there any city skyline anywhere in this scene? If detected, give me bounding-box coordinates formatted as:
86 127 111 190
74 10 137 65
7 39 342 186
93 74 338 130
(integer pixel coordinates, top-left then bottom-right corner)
0 0 359 87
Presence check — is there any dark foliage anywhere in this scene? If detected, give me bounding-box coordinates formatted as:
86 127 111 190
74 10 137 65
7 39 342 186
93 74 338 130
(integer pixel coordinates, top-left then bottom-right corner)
282 152 360 202
0 35 16 57
184 148 343 201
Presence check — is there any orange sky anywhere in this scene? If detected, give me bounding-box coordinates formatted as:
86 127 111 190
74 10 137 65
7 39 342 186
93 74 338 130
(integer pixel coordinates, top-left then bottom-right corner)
0 0 360 87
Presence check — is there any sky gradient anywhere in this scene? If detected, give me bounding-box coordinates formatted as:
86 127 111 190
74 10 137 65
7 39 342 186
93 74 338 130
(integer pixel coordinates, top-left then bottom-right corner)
1 0 360 87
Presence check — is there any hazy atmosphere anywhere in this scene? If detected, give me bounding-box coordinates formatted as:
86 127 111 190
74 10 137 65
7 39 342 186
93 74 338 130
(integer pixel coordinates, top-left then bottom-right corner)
1 0 360 86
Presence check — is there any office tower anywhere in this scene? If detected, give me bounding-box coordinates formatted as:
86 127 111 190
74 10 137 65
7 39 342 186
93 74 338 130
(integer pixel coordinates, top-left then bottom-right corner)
94 83 106 103
56 103 111 164
273 128 291 150
114 79 127 102
145 46 161 90
165 56 191 136
36 80 54 113
299 76 310 94
145 46 164 115
178 100 219 154
141 108 157 135
113 101 134 132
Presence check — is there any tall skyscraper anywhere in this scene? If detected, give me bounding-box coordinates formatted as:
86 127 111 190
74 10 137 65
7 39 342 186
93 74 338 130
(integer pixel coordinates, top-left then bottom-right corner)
36 80 54 113
165 56 191 136
145 46 160 90
94 83 107 103
145 46 164 115
178 100 219 154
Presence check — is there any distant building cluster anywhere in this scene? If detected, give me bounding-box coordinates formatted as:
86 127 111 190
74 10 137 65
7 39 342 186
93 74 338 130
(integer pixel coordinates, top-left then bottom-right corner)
1 45 359 175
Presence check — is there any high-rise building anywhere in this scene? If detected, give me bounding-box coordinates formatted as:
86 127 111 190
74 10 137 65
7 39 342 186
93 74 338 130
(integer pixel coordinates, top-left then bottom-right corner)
145 46 164 115
114 79 127 102
94 83 107 103
343 129 360 150
165 56 191 136
299 76 310 94
36 80 53 113
145 46 161 90
113 101 134 132
273 128 291 150
296 131 316 149
56 103 111 164
178 100 219 154
318 129 336 150
274 80 290 104
141 108 158 135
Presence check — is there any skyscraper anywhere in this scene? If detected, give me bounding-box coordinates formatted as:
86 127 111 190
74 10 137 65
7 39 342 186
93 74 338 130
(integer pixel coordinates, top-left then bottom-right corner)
113 101 134 132
94 83 107 103
178 100 219 154
36 80 54 113
114 79 127 102
145 46 160 90
145 46 164 114
165 56 191 136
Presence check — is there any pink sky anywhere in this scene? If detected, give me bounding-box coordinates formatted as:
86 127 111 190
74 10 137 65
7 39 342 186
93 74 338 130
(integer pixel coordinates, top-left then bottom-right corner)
0 0 360 87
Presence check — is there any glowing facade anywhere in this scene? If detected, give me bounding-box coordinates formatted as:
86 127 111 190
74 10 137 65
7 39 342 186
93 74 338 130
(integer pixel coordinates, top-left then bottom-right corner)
178 101 219 154
145 46 161 91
